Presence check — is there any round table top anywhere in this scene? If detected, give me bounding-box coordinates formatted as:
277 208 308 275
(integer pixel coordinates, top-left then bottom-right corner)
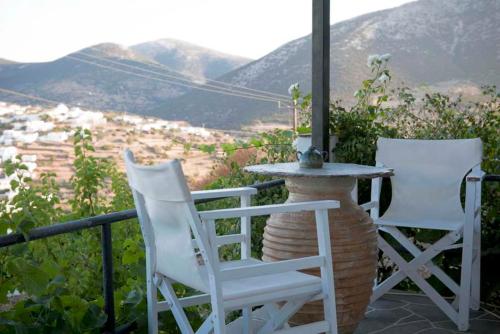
244 162 393 179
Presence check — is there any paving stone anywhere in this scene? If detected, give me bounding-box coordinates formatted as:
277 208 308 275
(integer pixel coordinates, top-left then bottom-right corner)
476 313 500 321
370 298 406 310
398 314 427 324
385 293 449 306
406 303 450 322
431 319 500 333
356 294 500 333
354 308 411 333
414 329 457 333
468 319 500 334
374 320 433 334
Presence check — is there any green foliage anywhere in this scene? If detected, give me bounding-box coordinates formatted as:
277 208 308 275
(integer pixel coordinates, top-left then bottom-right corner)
0 157 106 332
293 55 499 305
199 129 293 260
0 159 61 238
0 56 498 332
70 128 109 217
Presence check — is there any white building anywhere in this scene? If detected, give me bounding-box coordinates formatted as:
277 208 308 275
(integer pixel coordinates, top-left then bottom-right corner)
38 131 70 143
0 146 17 163
21 154 37 163
68 108 107 129
0 130 39 144
25 120 55 133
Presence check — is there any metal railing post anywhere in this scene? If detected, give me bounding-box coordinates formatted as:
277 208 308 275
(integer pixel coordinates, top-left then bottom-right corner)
101 223 116 333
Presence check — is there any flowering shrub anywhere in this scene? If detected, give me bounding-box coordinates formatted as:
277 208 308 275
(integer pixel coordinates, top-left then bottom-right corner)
0 56 497 332
291 55 499 307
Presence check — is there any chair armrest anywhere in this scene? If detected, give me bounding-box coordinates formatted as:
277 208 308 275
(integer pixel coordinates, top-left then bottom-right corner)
198 200 339 220
191 187 257 200
466 169 486 182
219 256 325 281
360 201 378 211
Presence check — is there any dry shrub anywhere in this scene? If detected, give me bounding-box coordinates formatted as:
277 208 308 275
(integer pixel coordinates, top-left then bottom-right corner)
192 148 257 190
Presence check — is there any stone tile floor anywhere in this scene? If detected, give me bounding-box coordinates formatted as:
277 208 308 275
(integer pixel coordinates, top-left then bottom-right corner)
355 292 500 333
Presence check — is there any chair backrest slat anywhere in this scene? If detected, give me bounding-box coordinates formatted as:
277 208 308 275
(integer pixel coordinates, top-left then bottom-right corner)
124 150 208 292
376 138 482 226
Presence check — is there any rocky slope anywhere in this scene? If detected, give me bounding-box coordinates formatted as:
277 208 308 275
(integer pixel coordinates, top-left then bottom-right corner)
154 0 499 128
131 38 249 81
0 42 250 114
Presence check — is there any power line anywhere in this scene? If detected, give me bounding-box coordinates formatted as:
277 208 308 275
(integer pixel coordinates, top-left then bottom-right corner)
0 86 261 136
0 87 59 105
67 55 292 107
77 51 289 103
84 48 291 100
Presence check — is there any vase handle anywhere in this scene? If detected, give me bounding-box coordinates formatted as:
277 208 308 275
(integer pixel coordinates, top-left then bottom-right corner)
322 151 328 161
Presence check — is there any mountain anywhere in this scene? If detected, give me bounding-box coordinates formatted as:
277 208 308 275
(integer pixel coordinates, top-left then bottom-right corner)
0 41 250 114
152 0 500 129
0 58 16 65
131 38 250 81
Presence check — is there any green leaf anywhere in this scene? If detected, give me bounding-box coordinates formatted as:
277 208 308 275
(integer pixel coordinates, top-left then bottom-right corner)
6 258 51 296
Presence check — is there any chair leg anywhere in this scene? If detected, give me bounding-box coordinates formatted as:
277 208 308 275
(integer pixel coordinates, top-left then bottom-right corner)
158 279 195 334
242 307 252 334
458 246 473 331
470 218 481 311
258 299 308 334
212 303 226 334
147 274 159 334
458 181 479 331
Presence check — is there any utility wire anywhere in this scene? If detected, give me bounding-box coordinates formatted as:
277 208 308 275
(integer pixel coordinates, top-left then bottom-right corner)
76 51 289 103
85 47 291 100
78 51 289 103
0 86 264 136
67 55 292 106
0 87 59 105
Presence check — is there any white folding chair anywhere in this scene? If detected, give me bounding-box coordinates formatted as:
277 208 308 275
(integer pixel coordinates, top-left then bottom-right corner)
365 138 484 331
123 149 340 334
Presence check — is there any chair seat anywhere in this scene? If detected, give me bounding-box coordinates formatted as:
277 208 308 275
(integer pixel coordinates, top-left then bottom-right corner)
374 217 463 231
201 258 322 302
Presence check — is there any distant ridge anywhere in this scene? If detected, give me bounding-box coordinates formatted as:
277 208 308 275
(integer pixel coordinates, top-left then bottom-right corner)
0 40 251 114
131 38 250 81
0 0 498 129
0 58 16 65
152 0 499 128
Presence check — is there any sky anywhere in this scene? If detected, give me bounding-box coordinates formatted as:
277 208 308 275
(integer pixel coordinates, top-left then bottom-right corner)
0 0 416 63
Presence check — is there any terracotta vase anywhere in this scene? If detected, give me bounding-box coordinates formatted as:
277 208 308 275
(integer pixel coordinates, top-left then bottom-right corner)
262 176 377 334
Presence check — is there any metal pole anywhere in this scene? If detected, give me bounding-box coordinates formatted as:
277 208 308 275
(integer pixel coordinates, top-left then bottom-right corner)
311 0 330 159
102 223 116 333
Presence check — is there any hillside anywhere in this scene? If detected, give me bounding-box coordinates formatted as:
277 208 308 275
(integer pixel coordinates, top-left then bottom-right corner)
131 38 250 81
153 0 500 128
0 41 250 114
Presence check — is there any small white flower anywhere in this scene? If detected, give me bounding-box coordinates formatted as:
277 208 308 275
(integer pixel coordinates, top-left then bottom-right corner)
288 83 299 95
378 73 390 83
367 54 380 67
380 53 391 61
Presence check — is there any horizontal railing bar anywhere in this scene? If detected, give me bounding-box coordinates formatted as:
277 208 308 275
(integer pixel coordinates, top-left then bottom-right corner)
1 173 496 249
0 209 137 248
0 179 285 248
484 174 499 182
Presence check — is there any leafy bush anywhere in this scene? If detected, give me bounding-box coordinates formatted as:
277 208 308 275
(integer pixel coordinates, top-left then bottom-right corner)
293 55 499 307
0 55 498 332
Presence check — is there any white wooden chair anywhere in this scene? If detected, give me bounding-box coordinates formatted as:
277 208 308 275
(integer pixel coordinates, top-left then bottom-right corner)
123 150 340 334
365 138 484 331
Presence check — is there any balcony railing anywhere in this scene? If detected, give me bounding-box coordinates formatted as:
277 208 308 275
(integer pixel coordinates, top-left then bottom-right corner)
0 175 498 333
0 179 285 333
